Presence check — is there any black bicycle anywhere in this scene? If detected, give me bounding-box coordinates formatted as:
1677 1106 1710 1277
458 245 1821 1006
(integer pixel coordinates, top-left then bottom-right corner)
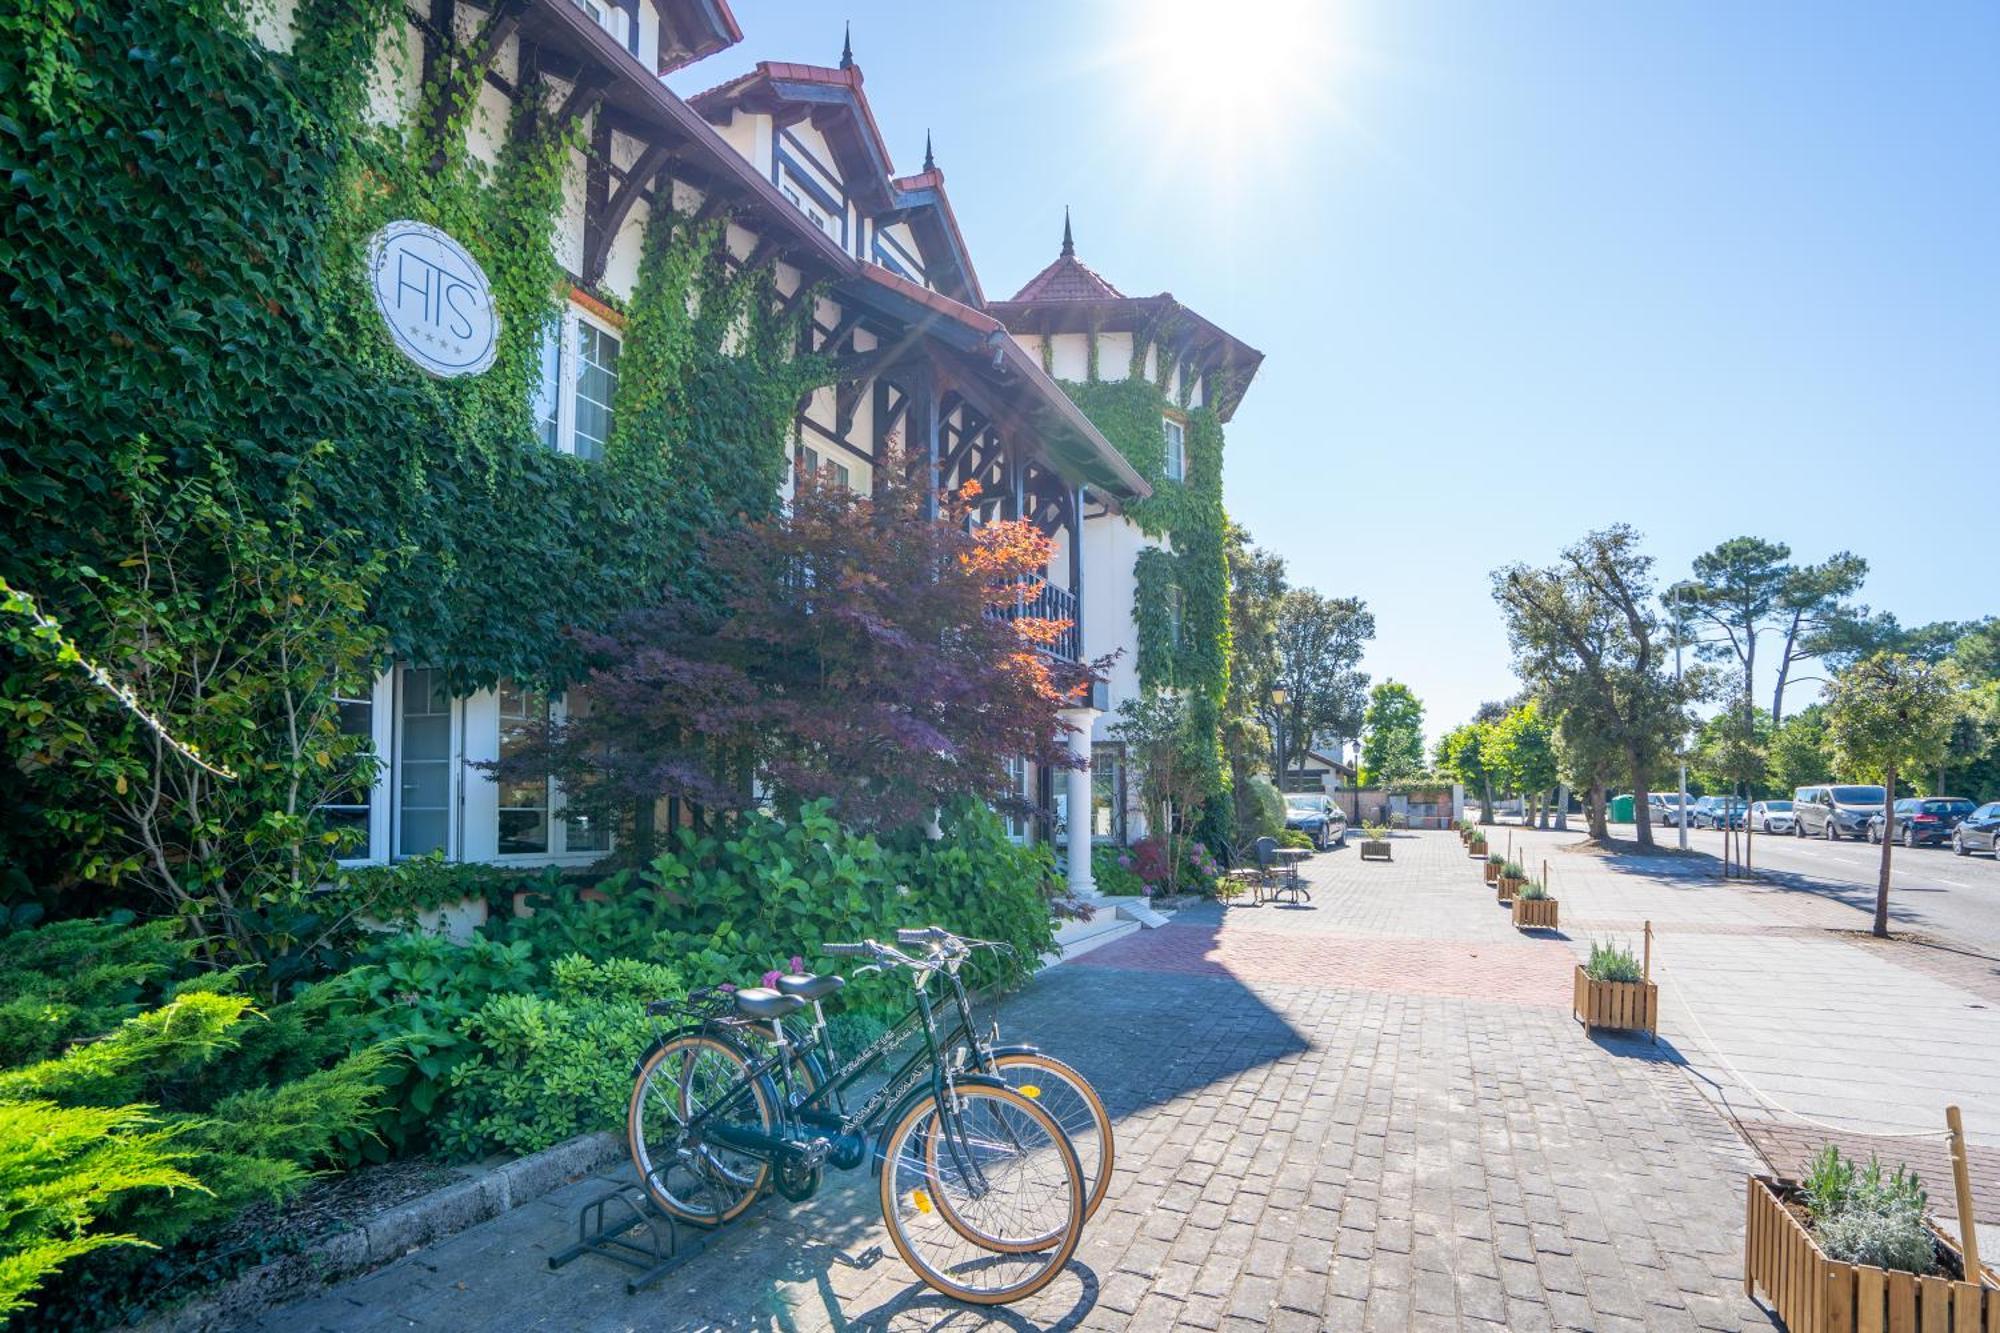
626 937 1085 1305
765 925 1113 1224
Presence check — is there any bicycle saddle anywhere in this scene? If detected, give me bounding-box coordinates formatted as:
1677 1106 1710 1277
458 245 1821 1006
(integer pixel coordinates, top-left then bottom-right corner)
775 973 845 1002
732 987 806 1020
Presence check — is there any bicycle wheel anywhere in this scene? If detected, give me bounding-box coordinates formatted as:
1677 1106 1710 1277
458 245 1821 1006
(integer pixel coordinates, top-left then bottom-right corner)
628 1032 776 1227
879 1084 1084 1305
985 1051 1114 1222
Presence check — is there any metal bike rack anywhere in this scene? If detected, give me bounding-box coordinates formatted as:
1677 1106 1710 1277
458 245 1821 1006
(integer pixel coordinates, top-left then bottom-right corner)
546 1186 682 1293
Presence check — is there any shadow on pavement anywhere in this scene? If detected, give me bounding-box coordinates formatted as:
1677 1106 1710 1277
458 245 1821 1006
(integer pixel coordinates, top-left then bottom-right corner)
1585 1028 1688 1066
840 1262 1100 1332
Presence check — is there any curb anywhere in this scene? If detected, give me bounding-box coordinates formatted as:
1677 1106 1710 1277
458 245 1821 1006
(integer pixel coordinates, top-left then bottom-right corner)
132 1131 623 1333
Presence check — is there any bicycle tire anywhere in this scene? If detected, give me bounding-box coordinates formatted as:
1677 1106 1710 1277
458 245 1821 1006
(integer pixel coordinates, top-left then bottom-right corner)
627 1031 777 1228
984 1051 1114 1222
878 1084 1083 1305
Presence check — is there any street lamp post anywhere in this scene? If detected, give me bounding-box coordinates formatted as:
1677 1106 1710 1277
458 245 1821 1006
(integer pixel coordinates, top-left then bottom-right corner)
1270 686 1289 792
1675 586 1689 852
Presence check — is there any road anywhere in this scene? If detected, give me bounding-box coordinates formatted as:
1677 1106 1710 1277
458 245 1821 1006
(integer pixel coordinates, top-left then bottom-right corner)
1608 818 2000 957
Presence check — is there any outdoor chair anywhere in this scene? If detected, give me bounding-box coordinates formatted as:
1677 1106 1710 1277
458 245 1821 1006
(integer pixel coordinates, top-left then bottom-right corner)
1255 836 1311 906
1222 839 1273 904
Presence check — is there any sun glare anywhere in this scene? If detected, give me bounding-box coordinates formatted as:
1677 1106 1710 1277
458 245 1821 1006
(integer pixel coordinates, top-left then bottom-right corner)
1114 0 1347 175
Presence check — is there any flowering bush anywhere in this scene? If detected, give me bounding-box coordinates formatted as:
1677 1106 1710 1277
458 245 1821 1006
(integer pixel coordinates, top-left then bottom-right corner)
1182 841 1222 894
1128 838 1174 891
1091 845 1146 898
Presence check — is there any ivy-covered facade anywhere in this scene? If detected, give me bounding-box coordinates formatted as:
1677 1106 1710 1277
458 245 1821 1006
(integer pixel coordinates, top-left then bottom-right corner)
991 223 1264 850
0 0 1150 889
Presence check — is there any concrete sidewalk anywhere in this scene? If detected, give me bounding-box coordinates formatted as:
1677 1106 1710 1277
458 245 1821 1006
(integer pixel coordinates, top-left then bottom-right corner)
253 832 1776 1331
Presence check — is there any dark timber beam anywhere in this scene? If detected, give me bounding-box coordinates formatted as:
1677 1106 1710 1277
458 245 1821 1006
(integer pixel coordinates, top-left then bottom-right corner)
584 140 670 285
553 73 608 132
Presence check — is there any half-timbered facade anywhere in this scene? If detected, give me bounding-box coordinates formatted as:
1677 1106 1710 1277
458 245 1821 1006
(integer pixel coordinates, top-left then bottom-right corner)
251 1 1147 884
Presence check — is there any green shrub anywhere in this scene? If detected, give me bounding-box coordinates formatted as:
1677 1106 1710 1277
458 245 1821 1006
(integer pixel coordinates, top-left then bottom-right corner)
1584 941 1644 983
1276 829 1314 851
1092 845 1146 897
0 915 188 1066
335 856 565 925
438 955 679 1160
315 933 538 1161
0 1100 200 1322
1800 1146 1936 1274
1500 860 1526 879
1236 776 1285 844
1487 852 1506 866
1515 880 1548 901
1182 841 1222 892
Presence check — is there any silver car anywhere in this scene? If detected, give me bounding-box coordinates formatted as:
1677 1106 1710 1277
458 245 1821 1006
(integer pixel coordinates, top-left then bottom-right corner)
1749 800 1795 834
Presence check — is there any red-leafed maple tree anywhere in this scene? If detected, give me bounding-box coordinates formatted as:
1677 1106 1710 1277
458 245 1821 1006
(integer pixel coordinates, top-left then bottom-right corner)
521 452 1101 835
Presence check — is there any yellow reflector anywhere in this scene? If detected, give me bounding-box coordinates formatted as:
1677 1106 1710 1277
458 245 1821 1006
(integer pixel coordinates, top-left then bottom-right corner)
909 1189 933 1214
1019 1085 1041 1098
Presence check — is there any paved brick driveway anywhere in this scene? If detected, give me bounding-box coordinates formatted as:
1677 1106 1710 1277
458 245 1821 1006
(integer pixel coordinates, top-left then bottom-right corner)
259 833 1775 1331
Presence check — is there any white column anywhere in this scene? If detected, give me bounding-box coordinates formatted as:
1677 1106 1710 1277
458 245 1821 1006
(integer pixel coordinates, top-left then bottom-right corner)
1060 707 1100 898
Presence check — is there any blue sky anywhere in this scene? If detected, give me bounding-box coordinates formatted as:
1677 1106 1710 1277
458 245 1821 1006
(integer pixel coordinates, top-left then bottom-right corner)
676 2 2000 742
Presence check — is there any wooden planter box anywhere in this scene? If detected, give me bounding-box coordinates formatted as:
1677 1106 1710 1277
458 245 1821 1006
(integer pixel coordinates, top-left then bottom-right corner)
1359 839 1392 861
1468 838 1487 858
1572 965 1658 1036
1512 897 1559 930
1743 1175 1995 1331
1497 875 1522 901
1483 861 1500 885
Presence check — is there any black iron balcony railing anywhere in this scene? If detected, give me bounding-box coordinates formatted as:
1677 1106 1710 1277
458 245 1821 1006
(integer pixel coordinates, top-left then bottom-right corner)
989 580 1080 662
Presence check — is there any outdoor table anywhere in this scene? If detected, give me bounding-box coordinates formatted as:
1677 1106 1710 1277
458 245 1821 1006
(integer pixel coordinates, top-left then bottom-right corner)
1272 848 1308 886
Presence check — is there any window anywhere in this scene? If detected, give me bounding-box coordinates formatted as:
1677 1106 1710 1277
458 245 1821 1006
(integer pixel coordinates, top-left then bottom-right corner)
1162 416 1185 482
497 682 550 856
396 667 453 858
323 689 379 858
1090 745 1126 843
577 0 631 48
533 304 621 460
1003 756 1030 844
798 442 851 491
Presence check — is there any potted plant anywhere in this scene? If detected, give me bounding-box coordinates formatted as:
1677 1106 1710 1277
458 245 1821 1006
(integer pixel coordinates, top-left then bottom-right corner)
1484 852 1505 885
1496 859 1526 901
1572 938 1658 1036
1745 1146 1991 1331
1468 828 1488 857
1511 878 1559 930
1358 821 1393 861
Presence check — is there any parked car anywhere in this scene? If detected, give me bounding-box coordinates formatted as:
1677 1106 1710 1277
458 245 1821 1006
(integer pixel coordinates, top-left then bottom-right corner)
1748 800 1795 834
1869 797 1976 847
1693 797 1747 830
1284 794 1347 850
1792 784 1888 840
1649 792 1694 827
1951 802 2000 856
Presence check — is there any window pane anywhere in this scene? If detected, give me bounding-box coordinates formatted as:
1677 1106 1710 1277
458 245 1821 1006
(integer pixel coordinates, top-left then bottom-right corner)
565 812 611 853
1091 745 1122 842
323 695 376 854
398 668 450 857
497 678 549 854
533 317 561 450
572 322 619 461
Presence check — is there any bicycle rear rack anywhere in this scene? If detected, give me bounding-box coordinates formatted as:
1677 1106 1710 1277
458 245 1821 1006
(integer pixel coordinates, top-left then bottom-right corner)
546 1187 681 1293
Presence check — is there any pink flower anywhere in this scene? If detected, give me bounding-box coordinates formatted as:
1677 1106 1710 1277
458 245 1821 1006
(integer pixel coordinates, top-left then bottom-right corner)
790 955 804 974
761 969 781 988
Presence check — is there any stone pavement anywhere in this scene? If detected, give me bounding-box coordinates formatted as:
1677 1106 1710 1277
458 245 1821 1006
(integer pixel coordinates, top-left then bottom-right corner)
1493 824 2000 1151
257 830 1779 1332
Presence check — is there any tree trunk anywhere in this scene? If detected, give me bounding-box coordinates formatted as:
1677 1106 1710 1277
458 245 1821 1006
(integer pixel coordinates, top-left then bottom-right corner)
1480 776 1494 825
1554 783 1570 831
1629 747 1655 849
1771 610 1804 723
1873 765 1894 938
1586 781 1609 841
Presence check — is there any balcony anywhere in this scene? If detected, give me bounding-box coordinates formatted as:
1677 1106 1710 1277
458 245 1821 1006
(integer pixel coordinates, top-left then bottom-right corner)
990 579 1080 662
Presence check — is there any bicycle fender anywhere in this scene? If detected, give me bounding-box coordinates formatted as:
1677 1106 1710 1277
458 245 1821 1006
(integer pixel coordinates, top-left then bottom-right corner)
631 1022 745 1078
869 1073 1011 1178
984 1043 1041 1061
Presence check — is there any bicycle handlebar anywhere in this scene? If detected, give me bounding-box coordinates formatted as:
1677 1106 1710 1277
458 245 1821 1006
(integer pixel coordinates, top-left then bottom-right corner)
822 941 874 958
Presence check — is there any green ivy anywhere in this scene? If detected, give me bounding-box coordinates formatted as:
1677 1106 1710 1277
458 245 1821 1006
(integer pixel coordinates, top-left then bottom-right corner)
1060 377 1233 827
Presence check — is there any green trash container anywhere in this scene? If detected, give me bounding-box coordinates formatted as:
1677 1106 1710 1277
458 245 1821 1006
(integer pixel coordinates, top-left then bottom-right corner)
1609 793 1635 824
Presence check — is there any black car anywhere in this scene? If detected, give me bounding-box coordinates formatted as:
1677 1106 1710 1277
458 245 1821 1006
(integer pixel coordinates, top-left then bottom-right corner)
1868 797 1974 847
1952 802 2000 856
1283 794 1348 850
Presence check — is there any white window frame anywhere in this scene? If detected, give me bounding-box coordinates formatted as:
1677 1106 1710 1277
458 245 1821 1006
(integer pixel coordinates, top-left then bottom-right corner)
332 672 394 867
489 682 612 863
577 0 631 48
798 441 851 492
1162 415 1186 482
533 302 622 461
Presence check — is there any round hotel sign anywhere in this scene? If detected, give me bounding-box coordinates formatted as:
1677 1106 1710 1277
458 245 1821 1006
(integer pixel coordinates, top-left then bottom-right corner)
366 220 499 378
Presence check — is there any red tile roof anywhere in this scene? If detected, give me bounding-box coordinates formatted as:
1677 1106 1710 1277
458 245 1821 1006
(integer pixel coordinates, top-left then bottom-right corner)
1007 253 1125 303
